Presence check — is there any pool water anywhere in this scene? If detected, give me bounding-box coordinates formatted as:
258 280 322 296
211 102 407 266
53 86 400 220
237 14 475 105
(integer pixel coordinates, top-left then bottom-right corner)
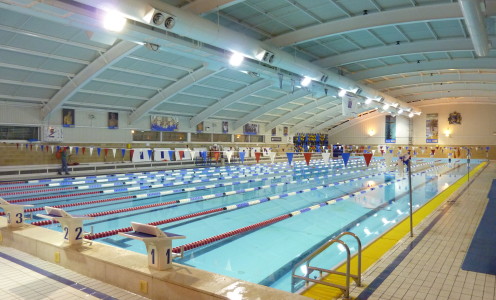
0 157 480 292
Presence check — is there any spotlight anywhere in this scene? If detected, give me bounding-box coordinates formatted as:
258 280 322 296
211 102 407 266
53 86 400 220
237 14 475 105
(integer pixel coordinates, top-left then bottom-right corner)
398 109 404 114
408 112 414 118
365 98 372 105
382 103 390 110
103 11 127 32
338 89 347 97
301 77 312 87
229 52 244 66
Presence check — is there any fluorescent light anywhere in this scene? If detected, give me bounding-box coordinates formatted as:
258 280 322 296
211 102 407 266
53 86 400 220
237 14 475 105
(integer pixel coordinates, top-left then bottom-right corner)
229 52 244 66
103 12 127 32
301 76 312 87
338 89 347 97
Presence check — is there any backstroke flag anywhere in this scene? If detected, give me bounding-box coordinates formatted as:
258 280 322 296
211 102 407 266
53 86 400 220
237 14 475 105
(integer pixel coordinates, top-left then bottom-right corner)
342 152 351 167
304 153 312 166
363 153 373 167
269 152 277 163
322 152 331 164
225 150 233 163
286 152 294 166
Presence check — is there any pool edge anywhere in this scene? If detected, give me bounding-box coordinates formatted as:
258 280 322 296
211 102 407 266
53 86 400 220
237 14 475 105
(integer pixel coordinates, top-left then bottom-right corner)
302 161 488 300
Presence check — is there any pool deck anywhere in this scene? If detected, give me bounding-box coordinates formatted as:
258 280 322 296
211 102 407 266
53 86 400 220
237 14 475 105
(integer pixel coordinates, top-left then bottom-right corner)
0 161 494 299
339 161 494 300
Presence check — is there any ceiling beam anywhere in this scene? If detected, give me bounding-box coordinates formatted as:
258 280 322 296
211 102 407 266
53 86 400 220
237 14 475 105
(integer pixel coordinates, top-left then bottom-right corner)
401 90 496 102
189 79 273 128
315 38 491 68
349 58 496 81
182 0 246 15
387 82 496 97
233 89 309 131
266 3 463 47
40 40 140 121
371 73 496 90
292 107 342 132
128 66 217 124
311 115 350 132
264 96 338 133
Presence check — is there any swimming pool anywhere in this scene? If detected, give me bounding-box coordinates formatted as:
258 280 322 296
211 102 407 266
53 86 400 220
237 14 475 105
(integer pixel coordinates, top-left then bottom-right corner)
0 157 481 292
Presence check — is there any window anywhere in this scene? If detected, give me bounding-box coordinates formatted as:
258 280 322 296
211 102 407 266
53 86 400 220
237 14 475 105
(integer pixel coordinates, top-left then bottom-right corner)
234 134 249 142
191 133 211 142
0 126 39 141
250 135 264 143
132 131 160 141
212 134 231 143
162 132 187 142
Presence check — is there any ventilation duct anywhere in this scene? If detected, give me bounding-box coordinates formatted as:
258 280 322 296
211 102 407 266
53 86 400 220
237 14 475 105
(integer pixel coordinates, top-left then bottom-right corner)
73 0 419 113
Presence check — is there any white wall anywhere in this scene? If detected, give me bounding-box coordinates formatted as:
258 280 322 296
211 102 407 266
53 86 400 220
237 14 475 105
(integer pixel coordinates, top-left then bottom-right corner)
328 103 496 146
412 103 496 145
328 112 410 145
0 104 295 144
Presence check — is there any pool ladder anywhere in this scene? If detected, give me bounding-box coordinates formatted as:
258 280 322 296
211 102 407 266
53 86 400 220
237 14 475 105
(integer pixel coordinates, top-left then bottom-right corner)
291 232 362 299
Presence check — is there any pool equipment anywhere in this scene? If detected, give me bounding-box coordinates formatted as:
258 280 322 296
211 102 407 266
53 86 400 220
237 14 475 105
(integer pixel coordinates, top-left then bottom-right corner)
119 222 185 270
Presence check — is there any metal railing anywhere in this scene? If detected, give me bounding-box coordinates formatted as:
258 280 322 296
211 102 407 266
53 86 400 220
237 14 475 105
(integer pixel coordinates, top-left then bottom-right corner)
291 231 361 299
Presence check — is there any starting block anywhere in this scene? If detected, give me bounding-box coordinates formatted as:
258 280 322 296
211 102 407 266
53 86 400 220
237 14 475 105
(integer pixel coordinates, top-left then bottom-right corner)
119 222 185 270
37 207 94 246
0 197 33 227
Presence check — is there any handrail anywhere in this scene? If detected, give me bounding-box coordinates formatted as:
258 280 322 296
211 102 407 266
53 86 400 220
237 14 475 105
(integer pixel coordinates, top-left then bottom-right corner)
291 231 361 299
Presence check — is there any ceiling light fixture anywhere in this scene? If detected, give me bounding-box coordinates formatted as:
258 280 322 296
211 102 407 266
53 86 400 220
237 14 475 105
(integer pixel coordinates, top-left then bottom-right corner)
103 11 127 32
229 52 244 66
301 76 312 87
338 89 347 97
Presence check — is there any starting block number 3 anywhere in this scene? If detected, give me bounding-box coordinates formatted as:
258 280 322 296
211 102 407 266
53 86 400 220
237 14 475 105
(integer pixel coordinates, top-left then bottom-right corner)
6 212 23 224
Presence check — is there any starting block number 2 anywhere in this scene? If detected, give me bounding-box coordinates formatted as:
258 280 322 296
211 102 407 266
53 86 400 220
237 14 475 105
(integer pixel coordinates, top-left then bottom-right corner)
6 213 23 224
63 226 83 240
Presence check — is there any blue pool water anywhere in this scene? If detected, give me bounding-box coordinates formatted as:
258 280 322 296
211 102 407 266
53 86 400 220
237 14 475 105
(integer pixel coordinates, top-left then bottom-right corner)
0 157 481 292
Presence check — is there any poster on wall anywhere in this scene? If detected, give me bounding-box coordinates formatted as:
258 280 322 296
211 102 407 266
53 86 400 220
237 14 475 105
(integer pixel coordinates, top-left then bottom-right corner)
43 126 63 142
222 121 229 133
283 126 288 136
385 115 396 143
151 115 179 131
342 94 359 117
196 122 204 133
271 128 276 136
108 112 118 129
426 113 439 143
243 123 258 135
62 108 75 128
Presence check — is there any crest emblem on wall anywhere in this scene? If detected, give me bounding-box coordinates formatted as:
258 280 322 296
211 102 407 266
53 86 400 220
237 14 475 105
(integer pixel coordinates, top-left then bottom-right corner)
448 111 461 125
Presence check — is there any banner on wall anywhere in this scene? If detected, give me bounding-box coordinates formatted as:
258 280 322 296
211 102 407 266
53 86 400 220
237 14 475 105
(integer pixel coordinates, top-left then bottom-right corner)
341 94 359 117
196 122 204 133
243 123 258 135
385 115 396 143
108 112 118 129
283 126 288 136
42 126 63 142
222 121 229 133
151 115 179 131
62 108 75 128
426 113 438 143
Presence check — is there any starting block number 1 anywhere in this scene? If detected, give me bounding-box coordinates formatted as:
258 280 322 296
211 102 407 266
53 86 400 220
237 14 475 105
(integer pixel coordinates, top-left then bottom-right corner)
149 246 172 267
6 212 23 224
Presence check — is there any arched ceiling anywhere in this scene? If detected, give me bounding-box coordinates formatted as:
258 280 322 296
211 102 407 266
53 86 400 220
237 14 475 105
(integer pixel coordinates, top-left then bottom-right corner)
0 0 494 133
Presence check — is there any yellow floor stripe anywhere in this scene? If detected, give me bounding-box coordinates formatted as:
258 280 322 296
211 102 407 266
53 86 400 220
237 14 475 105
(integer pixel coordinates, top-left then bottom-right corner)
302 162 487 300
